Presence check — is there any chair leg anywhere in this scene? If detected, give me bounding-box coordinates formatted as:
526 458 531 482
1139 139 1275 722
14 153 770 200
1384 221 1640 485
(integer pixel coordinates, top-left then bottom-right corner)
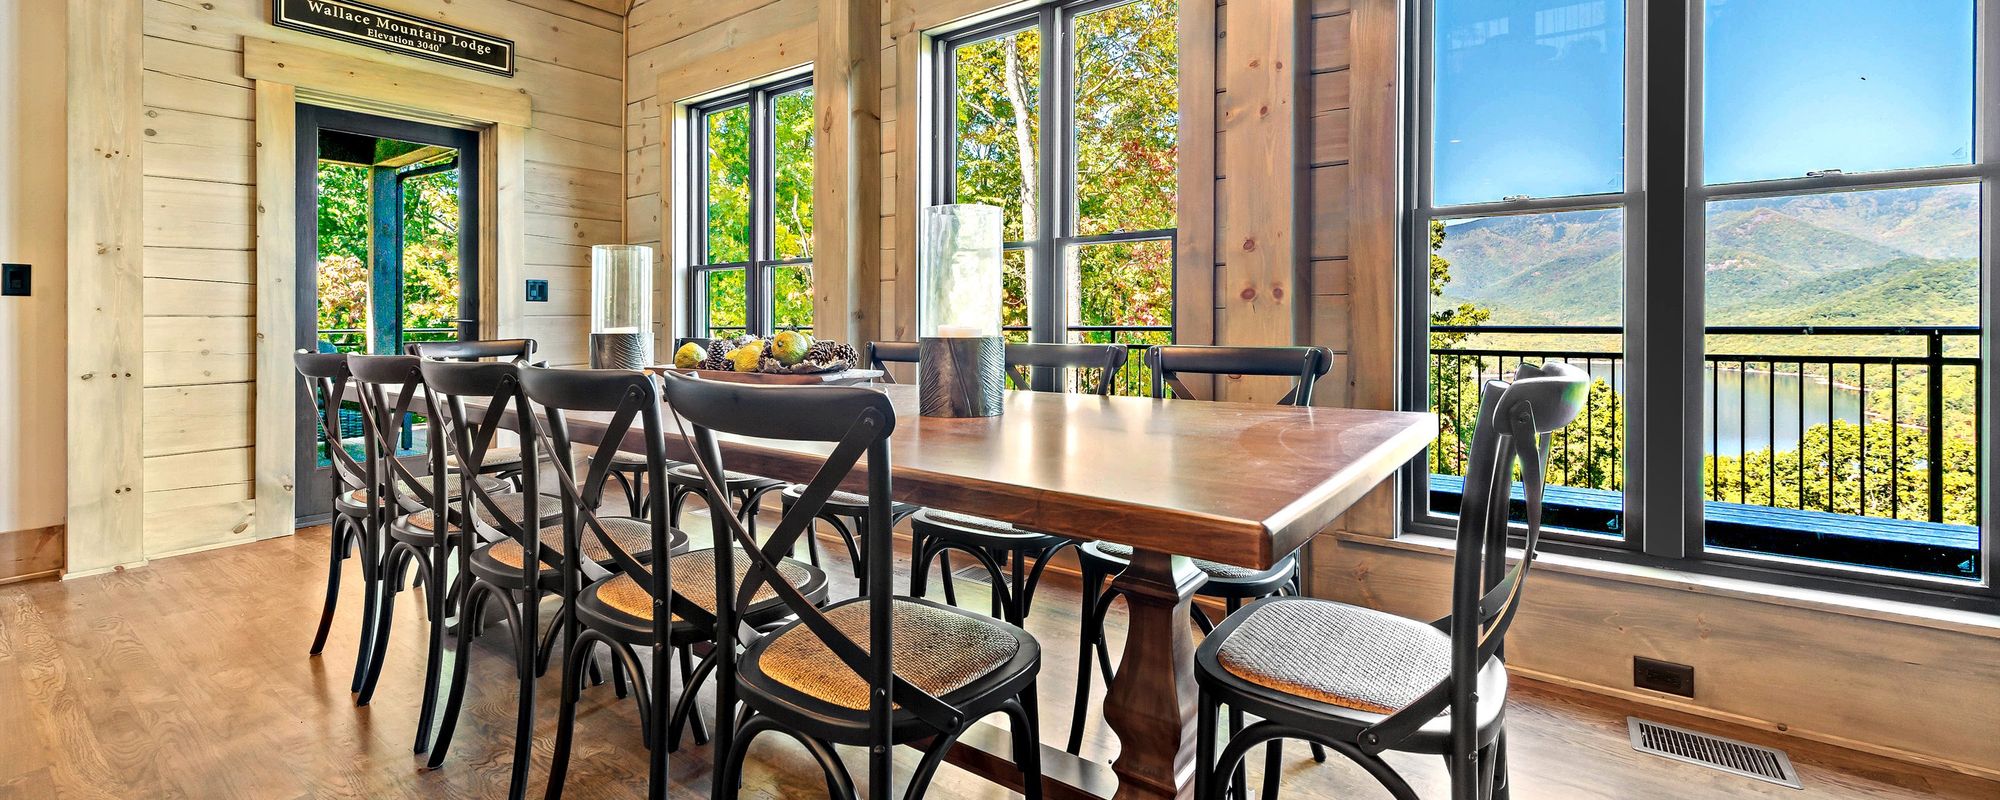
715 712 778 800
901 726 969 800
544 630 608 800
311 516 348 656
1490 730 1510 800
669 645 724 752
1007 685 1044 800
424 582 498 771
909 534 937 599
414 548 449 754
1196 689 1219 800
1259 739 1283 800
350 520 382 695
1067 560 1107 755
355 546 406 706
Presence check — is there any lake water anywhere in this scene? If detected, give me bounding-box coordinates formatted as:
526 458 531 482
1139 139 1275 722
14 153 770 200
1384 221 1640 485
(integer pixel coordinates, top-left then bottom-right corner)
1532 362 1866 456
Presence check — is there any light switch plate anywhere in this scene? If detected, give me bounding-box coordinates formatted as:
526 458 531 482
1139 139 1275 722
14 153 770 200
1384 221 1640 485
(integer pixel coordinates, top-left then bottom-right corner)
525 279 548 302
2 263 28 297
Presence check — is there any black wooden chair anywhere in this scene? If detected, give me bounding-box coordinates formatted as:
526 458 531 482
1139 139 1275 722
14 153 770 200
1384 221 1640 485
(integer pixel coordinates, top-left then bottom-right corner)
295 352 378 695
416 358 686 798
344 354 512 728
866 340 919 380
908 342 1129 624
1194 362 1587 800
1068 344 1333 765
407 339 540 481
658 374 1043 800
533 367 830 800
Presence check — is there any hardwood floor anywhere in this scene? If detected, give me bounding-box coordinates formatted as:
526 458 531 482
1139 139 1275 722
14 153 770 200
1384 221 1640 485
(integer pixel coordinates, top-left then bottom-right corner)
0 514 1994 799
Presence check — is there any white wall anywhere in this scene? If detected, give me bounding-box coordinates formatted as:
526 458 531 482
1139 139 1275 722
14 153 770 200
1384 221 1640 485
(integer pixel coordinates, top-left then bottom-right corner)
0 0 69 534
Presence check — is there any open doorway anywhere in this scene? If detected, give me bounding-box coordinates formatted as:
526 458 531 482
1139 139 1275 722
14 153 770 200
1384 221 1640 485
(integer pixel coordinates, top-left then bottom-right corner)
293 105 482 522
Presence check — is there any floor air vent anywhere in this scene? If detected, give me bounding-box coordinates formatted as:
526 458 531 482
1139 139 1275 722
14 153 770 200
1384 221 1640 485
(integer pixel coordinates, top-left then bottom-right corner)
1627 718 1801 789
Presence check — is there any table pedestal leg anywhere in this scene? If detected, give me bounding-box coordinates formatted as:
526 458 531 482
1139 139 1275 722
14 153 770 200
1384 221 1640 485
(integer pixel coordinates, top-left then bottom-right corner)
1104 549 1208 800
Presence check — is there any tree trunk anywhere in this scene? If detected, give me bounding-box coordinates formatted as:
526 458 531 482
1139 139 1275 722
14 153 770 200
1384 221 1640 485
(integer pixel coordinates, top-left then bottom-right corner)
1003 38 1038 239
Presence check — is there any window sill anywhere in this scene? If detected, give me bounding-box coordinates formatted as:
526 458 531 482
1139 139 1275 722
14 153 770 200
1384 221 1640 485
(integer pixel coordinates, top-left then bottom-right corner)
1330 530 2000 640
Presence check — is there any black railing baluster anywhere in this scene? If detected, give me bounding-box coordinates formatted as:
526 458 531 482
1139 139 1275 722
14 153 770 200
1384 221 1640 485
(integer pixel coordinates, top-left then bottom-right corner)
1927 332 1946 523
1891 363 1901 520
1859 363 1867 517
1738 359 1748 504
1767 358 1777 507
1827 360 1836 514
1710 359 1721 501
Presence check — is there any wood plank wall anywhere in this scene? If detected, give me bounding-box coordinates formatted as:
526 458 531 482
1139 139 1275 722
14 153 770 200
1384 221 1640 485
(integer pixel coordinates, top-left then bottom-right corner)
132 0 623 559
623 0 819 348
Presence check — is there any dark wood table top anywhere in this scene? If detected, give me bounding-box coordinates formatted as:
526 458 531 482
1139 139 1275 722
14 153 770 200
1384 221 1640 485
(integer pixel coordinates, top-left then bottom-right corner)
544 382 1432 569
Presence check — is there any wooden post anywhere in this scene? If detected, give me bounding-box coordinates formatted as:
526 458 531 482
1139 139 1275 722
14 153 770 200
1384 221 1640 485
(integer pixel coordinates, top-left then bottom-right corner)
1215 0 1307 403
253 80 299 541
814 0 883 345
65 0 148 574
368 166 403 355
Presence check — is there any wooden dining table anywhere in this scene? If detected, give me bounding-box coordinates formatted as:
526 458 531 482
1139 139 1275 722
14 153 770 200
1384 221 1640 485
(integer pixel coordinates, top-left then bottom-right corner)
445 380 1432 800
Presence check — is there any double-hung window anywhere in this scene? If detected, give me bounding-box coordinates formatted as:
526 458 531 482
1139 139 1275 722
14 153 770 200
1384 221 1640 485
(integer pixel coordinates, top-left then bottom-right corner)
688 75 816 338
933 0 1179 393
1407 0 1997 608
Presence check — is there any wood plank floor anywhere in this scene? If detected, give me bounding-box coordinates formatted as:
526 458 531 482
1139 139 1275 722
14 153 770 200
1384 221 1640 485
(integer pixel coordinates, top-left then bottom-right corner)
0 514 1995 799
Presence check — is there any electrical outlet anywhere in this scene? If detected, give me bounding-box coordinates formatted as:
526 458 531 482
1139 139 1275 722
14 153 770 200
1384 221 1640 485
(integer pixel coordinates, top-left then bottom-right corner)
1634 656 1695 698
2 263 28 296
525 279 548 302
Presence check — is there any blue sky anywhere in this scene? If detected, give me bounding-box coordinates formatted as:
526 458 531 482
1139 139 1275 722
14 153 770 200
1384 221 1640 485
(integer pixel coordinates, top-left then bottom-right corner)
1431 0 1976 206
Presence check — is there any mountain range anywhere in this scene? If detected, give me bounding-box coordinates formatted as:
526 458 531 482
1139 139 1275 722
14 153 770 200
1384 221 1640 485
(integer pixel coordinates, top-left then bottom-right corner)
1434 184 1981 327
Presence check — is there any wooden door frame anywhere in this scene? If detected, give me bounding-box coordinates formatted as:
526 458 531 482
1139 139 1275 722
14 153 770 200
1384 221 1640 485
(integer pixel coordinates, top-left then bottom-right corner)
248 36 531 541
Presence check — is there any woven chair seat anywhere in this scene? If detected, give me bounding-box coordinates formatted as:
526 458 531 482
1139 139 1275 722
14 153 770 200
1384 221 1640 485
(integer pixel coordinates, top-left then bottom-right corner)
1091 542 1271 581
755 598 1021 711
781 485 872 507
446 446 523 470
590 548 815 621
1213 597 1450 715
573 443 647 467
922 509 1019 533
482 517 664 569
474 491 567 526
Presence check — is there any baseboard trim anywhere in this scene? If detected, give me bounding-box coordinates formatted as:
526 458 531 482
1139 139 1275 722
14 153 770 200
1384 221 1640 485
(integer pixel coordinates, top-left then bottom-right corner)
0 524 65 582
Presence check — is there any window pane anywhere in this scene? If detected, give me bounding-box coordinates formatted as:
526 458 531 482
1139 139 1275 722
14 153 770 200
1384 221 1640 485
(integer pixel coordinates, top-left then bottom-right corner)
1003 248 1031 343
1072 0 1177 235
772 263 814 333
953 29 1042 241
1702 0 1974 185
704 104 751 263
1426 209 1626 538
703 267 747 336
773 87 815 259
1701 184 1982 580
1065 238 1174 331
1431 0 1626 206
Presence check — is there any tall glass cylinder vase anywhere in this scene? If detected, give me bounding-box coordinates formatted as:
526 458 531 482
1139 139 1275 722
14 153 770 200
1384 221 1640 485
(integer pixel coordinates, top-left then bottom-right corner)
589 244 654 369
918 204 1005 417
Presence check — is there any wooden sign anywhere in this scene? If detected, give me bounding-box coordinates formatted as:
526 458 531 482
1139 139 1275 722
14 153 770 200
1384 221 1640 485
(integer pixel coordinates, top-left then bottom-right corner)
272 0 515 77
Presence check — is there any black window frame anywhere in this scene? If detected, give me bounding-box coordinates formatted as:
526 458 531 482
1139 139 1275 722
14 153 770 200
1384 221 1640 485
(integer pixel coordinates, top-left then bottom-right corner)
931 0 1179 391
687 73 816 339
1400 0 2000 612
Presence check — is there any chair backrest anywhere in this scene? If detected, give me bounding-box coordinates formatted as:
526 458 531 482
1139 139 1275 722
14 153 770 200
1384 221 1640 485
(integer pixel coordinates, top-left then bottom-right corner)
407 338 537 363
1361 362 1587 753
295 351 366 492
866 340 920 383
658 374 967 752
518 366 682 620
1004 342 1129 396
419 359 542 561
346 354 446 515
676 336 714 353
1145 344 1332 406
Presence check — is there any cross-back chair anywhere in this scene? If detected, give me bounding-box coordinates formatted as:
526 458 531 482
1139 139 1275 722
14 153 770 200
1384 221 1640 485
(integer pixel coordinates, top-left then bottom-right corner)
344 354 512 720
1194 362 1589 800
907 342 1128 625
659 373 1044 800
416 358 678 798
1068 344 1334 776
530 367 827 800
866 340 919 380
1148 344 1331 406
295 352 378 695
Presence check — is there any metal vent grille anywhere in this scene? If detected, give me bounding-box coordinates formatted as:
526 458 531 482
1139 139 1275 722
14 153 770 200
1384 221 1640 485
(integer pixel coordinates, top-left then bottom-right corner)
1628 718 1801 789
